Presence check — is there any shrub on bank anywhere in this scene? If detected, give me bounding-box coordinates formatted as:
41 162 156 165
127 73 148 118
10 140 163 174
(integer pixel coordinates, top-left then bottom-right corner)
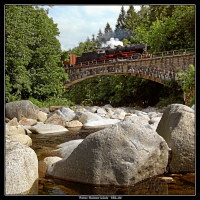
28 97 74 108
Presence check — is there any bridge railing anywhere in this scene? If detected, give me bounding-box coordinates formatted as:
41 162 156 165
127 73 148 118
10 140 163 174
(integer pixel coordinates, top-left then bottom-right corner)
66 48 195 68
151 48 195 58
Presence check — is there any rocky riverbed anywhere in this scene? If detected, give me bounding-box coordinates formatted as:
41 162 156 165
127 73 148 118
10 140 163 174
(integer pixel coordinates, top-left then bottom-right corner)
5 100 195 195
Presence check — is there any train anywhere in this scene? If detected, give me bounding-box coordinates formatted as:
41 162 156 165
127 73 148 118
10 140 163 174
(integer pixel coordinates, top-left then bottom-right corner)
63 43 150 67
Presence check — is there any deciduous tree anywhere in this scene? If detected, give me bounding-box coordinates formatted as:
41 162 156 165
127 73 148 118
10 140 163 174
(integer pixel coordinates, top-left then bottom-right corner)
5 5 67 102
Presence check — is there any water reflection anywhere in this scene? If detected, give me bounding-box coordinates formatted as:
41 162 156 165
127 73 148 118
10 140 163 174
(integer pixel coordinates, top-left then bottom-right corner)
38 173 195 195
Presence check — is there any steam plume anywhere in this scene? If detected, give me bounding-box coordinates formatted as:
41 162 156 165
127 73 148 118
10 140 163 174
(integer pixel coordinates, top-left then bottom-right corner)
102 38 123 49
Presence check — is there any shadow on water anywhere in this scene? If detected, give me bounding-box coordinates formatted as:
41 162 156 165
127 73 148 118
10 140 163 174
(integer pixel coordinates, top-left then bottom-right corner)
30 127 195 195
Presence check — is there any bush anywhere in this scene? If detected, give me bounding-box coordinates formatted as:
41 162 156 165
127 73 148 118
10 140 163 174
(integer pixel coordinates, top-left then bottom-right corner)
28 97 43 107
28 96 74 108
176 64 195 106
190 95 195 107
156 96 184 108
155 79 184 108
42 97 75 107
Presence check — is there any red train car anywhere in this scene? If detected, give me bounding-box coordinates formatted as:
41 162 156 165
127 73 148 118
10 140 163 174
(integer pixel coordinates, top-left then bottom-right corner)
63 54 77 66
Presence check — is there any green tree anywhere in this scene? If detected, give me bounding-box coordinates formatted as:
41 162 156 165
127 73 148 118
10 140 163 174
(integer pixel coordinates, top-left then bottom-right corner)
148 5 175 23
91 34 96 43
172 5 195 49
124 5 150 45
137 6 150 29
5 5 67 102
122 38 131 46
147 5 195 52
71 37 96 57
147 18 169 52
115 6 126 30
130 26 149 44
61 50 70 62
104 22 113 34
124 5 139 33
5 5 35 101
176 65 195 106
96 28 104 47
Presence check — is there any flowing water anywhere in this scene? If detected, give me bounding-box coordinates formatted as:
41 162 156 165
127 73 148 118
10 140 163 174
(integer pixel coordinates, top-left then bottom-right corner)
30 127 195 196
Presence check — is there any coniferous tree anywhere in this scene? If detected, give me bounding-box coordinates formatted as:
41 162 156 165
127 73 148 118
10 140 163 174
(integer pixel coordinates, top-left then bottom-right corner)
115 6 126 30
124 5 139 33
136 5 150 28
91 34 96 43
104 22 113 33
96 28 104 47
103 22 113 41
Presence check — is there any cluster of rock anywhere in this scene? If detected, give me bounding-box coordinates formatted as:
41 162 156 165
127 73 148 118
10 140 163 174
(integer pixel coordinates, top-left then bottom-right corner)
6 100 165 137
45 104 195 186
46 117 170 187
5 100 195 194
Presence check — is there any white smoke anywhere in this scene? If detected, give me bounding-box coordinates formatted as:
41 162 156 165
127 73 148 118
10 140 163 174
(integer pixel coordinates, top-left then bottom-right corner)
102 37 123 49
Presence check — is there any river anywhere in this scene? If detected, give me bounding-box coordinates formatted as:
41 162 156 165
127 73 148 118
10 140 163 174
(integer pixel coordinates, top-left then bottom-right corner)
30 127 195 196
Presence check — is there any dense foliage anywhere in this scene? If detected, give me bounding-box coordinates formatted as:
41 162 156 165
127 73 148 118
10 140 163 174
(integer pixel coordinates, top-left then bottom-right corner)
5 5 68 103
176 65 195 106
64 75 184 108
5 5 195 108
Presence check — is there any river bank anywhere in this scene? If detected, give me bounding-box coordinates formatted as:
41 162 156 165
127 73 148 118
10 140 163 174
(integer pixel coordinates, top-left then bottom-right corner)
5 100 195 195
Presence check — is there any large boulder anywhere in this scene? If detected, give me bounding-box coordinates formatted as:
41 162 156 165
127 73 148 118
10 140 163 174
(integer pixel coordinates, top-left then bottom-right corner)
77 111 119 128
46 117 169 187
74 112 88 123
65 120 83 128
45 113 65 127
102 104 113 109
31 122 68 134
83 111 103 122
85 106 99 113
96 108 107 117
191 104 195 111
111 108 126 120
6 134 32 147
6 123 33 146
19 117 37 126
5 139 38 194
156 104 195 173
71 105 87 112
50 139 84 158
6 124 26 136
60 107 76 122
83 118 120 128
49 106 62 112
37 111 47 122
6 100 39 121
7 117 19 126
51 110 66 120
39 107 50 114
148 116 162 131
135 111 150 121
44 156 62 166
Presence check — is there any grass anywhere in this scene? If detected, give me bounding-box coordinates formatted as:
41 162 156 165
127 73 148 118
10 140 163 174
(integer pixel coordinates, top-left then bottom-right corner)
28 96 75 108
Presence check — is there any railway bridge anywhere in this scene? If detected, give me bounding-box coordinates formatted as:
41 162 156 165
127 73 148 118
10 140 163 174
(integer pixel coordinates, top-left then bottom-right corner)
64 49 195 88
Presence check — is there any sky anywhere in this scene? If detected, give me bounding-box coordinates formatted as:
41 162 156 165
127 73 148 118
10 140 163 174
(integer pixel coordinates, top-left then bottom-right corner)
41 5 141 51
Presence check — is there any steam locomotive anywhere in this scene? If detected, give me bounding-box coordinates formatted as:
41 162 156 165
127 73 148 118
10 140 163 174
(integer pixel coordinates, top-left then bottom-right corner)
63 43 150 67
